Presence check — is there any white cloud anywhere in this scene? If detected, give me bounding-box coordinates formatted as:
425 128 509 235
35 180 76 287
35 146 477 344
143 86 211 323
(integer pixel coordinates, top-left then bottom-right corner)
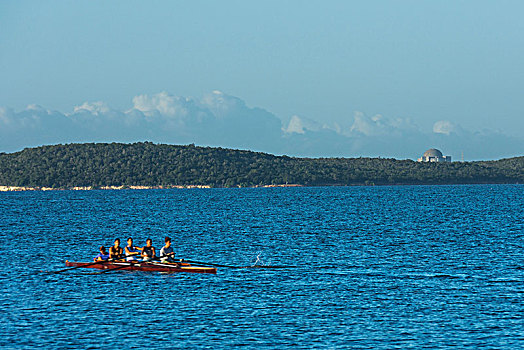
433 120 458 135
0 91 285 153
0 91 522 160
284 115 305 134
0 107 12 126
73 101 110 115
200 90 245 118
132 91 184 117
26 104 47 112
283 115 325 134
350 111 382 136
348 111 418 137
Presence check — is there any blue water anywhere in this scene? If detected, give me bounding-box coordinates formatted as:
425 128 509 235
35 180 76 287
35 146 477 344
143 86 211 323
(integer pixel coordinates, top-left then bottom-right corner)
0 185 522 349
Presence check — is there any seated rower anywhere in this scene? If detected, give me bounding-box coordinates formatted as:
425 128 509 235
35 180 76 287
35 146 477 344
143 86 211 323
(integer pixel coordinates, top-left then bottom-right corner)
159 237 176 263
141 238 156 262
125 237 142 262
94 246 109 262
109 238 124 260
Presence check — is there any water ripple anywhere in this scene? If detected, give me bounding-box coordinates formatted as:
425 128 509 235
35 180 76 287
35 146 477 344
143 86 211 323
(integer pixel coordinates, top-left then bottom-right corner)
0 185 522 349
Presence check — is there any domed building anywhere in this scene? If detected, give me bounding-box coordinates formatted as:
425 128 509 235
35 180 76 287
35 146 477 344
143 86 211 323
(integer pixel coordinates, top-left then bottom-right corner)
417 148 451 162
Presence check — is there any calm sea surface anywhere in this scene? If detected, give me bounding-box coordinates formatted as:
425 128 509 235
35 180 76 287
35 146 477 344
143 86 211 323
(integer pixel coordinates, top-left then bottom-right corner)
0 185 522 349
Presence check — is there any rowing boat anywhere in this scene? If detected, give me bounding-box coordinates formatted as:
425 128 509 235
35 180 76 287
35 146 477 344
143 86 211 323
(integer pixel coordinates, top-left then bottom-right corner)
65 260 217 274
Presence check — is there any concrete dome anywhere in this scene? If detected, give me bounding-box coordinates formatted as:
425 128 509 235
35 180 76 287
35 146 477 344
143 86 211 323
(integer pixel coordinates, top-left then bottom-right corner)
423 148 443 158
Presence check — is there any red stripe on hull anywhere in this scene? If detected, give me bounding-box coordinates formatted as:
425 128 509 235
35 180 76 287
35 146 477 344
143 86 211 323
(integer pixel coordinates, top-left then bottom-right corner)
65 261 217 274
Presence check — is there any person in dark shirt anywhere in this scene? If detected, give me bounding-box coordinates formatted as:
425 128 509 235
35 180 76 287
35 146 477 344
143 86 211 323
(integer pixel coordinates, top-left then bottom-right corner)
141 238 156 261
109 238 124 260
94 246 109 262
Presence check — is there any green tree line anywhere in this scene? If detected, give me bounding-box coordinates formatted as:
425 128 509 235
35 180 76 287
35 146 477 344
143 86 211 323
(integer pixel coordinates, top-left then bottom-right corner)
0 142 522 188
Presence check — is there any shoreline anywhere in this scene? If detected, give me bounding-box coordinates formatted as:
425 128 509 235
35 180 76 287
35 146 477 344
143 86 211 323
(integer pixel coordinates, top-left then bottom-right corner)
0 184 303 192
0 182 519 192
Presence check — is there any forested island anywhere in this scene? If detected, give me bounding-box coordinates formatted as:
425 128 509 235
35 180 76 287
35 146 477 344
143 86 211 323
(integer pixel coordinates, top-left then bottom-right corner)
0 142 522 190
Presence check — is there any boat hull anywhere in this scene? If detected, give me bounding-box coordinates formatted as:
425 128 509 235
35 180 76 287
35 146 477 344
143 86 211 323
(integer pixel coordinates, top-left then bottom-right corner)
65 261 217 274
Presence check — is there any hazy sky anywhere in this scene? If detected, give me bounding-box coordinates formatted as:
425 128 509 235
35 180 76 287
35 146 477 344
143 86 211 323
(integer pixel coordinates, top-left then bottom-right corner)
1 1 523 159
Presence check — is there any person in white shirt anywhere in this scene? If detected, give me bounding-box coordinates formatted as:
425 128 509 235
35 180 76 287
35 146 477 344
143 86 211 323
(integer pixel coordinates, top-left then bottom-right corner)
124 237 142 262
159 237 176 263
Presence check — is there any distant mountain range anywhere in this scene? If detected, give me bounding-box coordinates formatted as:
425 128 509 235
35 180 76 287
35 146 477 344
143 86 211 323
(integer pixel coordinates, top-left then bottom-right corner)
0 142 522 189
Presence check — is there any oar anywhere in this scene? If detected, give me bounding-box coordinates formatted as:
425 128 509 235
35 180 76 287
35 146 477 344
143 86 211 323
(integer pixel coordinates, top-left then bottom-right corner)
180 259 244 268
86 262 137 275
181 259 296 269
49 253 139 274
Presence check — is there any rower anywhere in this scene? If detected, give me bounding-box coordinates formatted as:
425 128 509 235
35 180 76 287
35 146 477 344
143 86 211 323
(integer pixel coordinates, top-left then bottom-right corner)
94 246 109 262
141 238 156 262
124 237 142 262
109 238 124 260
159 237 176 263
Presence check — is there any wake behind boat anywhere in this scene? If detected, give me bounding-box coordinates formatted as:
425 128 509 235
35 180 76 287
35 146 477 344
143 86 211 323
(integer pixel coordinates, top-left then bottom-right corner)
65 260 217 274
